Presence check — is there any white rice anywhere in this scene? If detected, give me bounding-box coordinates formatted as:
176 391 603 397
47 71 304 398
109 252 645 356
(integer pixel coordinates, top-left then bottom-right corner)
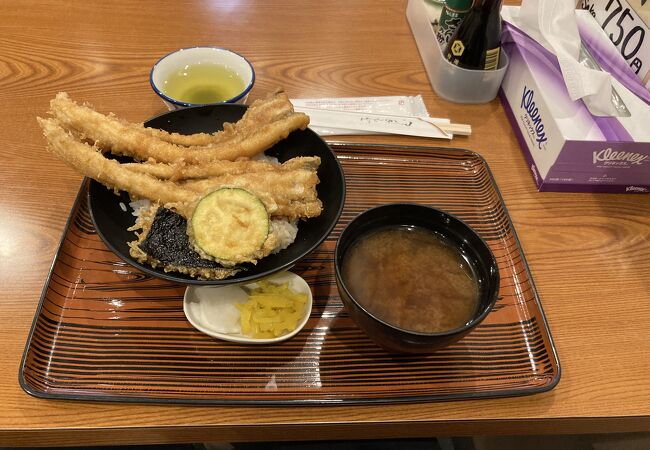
270 219 299 253
129 198 152 217
251 153 280 164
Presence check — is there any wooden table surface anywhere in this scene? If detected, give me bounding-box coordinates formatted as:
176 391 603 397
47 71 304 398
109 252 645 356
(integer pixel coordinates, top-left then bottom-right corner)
2 0 650 446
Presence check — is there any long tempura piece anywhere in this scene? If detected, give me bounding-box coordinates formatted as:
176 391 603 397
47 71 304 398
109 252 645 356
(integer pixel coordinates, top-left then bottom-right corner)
38 118 322 220
39 118 288 266
142 90 296 147
49 91 310 163
180 170 322 220
38 90 324 277
123 156 321 181
38 117 197 217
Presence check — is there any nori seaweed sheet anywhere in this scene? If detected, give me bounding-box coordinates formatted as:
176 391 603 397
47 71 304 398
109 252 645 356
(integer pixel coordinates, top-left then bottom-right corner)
139 208 224 269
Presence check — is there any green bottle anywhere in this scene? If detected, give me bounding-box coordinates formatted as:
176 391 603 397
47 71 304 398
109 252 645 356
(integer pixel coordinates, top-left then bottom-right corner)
436 0 474 47
444 0 503 70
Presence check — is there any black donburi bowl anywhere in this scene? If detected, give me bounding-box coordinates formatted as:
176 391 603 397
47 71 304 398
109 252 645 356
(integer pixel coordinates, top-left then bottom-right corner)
334 203 500 353
88 103 345 285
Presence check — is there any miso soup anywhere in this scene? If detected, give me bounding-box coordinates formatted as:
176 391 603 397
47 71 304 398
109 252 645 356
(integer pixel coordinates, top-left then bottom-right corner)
341 225 479 333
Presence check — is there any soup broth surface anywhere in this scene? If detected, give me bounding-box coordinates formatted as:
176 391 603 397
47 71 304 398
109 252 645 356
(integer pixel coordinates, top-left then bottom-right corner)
341 225 479 333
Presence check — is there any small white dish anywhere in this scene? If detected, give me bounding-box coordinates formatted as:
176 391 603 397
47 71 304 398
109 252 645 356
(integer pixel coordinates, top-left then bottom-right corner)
183 271 312 344
150 46 255 110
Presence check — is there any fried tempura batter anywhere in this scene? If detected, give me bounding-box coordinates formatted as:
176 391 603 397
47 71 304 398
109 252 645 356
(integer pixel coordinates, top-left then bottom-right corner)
123 156 321 181
38 91 323 278
180 170 322 220
142 91 296 147
39 117 324 221
39 117 197 217
127 204 242 279
49 91 309 163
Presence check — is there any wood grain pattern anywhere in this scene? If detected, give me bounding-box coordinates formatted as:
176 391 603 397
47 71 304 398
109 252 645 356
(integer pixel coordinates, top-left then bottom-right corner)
2 0 650 446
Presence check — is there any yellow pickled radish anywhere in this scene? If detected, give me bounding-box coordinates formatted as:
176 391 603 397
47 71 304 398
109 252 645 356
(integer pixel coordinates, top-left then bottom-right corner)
236 280 308 338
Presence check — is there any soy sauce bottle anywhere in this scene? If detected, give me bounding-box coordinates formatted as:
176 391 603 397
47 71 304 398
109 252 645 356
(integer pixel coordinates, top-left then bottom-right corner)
443 0 503 71
436 0 474 47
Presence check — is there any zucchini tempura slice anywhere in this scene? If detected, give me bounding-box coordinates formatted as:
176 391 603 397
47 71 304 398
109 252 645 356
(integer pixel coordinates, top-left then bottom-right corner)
189 188 270 264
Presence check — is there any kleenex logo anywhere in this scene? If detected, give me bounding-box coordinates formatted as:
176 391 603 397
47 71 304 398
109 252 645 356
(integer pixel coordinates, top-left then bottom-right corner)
626 186 648 193
521 86 548 150
593 148 649 166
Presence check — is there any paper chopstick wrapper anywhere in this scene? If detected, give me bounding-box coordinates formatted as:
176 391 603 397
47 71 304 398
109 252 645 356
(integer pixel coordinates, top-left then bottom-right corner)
291 95 430 115
295 107 463 139
291 95 458 138
291 96 431 136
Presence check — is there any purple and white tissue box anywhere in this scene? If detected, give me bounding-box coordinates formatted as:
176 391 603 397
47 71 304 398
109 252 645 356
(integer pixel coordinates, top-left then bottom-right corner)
500 7 650 193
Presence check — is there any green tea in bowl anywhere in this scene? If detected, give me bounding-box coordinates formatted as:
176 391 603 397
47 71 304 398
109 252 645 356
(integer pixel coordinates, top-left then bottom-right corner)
150 46 254 110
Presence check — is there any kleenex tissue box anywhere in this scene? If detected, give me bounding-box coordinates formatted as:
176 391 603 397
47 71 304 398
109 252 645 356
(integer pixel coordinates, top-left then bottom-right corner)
500 6 650 193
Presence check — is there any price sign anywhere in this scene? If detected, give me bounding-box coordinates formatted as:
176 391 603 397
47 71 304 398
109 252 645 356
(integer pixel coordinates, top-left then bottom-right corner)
579 0 650 86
